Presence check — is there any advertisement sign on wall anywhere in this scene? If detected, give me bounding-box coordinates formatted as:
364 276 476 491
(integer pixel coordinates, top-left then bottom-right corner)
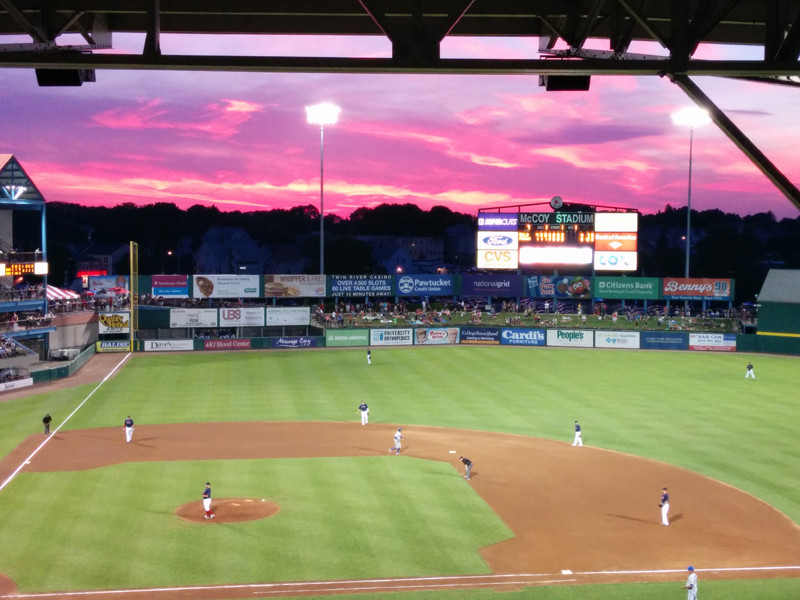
270 337 319 349
414 327 460 345
546 329 594 347
89 275 129 293
193 275 260 299
595 277 659 299
370 328 413 346
462 274 522 296
219 307 265 327
144 339 194 352
204 339 252 351
594 331 641 349
662 278 732 300
500 328 546 346
329 275 393 297
460 327 501 344
396 274 454 296
98 312 130 334
477 249 518 270
640 331 689 350
527 275 592 299
325 330 370 347
152 275 189 298
264 274 326 298
477 213 518 231
689 333 737 352
96 341 131 352
170 308 218 328
266 307 311 326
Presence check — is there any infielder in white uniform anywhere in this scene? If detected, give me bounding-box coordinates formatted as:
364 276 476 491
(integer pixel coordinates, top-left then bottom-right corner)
660 487 670 526
124 415 134 443
358 402 369 425
572 421 583 446
390 427 403 454
682 566 698 599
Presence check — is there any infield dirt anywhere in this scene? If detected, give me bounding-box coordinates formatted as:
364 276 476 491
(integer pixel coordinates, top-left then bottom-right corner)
1 354 799 599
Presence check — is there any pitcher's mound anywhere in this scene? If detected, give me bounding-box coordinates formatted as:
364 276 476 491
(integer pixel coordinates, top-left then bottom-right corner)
175 498 280 523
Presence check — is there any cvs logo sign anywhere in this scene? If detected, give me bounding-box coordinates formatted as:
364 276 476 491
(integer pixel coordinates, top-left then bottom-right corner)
477 249 518 270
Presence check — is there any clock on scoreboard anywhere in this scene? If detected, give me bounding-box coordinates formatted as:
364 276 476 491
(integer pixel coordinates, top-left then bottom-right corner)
0 261 49 276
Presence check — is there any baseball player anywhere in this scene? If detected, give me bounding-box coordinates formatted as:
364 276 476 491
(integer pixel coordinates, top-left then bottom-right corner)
367 349 371 365
682 566 698 599
203 481 214 519
745 362 755 379
459 456 473 480
660 487 670 526
571 420 583 446
389 427 403 454
123 415 134 443
358 402 369 425
42 413 52 435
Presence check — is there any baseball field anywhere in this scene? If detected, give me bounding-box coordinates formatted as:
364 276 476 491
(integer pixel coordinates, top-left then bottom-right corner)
0 345 798 600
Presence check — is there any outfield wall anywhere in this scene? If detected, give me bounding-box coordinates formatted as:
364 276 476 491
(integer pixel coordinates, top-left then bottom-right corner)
133 328 741 353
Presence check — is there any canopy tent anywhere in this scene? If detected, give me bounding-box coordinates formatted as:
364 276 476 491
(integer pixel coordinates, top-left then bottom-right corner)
46 285 80 301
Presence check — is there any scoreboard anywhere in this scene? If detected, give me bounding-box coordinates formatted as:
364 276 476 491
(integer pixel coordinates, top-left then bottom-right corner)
477 211 637 271
0 261 48 276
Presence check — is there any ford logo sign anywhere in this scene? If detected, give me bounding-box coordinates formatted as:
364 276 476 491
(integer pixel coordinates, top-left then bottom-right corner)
481 235 513 247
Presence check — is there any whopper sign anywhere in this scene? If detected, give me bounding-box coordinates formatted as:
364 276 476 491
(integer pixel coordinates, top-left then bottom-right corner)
219 307 265 327
264 274 326 298
546 329 594 347
662 278 732 301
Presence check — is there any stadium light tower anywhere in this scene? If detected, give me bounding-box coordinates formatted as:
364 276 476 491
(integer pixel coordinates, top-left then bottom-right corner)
671 107 711 285
305 102 341 275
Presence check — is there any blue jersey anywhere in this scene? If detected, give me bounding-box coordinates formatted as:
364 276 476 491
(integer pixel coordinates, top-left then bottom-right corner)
662 492 669 504
124 418 134 428
575 423 581 433
203 486 211 499
359 403 368 412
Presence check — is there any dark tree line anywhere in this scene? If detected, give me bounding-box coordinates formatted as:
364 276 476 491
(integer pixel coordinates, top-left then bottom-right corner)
14 200 799 303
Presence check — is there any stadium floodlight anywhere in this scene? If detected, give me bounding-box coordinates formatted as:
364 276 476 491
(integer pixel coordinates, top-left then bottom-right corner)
306 103 341 275
671 107 711 292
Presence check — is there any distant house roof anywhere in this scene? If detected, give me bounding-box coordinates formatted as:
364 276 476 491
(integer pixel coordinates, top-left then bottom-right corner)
758 269 800 304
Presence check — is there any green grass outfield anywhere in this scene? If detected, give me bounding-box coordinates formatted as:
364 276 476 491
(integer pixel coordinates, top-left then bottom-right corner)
0 346 798 599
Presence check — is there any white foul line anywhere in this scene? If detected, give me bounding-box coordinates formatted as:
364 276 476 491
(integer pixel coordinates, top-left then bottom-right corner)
3 567 800 599
0 353 133 495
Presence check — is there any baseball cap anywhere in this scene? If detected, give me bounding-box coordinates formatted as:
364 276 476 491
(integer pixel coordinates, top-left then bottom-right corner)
687 566 694 571
206 481 210 485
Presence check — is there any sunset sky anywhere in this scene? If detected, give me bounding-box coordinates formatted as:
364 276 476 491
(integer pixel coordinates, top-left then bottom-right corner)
1 34 798 220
